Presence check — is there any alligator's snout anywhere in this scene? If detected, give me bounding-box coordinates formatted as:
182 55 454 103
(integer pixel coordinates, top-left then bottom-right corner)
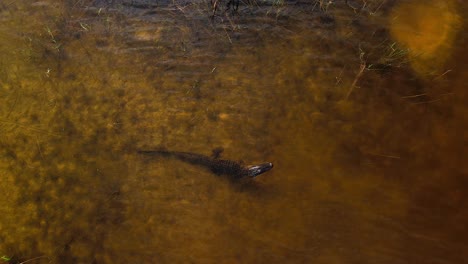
247 163 273 177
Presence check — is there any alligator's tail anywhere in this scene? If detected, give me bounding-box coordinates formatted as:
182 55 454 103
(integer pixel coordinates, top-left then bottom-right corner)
137 149 172 157
137 149 197 162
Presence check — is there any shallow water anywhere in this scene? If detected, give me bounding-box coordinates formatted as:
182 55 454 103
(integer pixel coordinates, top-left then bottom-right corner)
0 0 467 263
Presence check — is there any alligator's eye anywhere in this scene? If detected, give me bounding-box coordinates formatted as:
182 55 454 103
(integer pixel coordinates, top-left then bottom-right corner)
247 163 273 177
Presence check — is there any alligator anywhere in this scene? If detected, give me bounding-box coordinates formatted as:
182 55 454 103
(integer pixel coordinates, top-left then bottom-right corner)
137 147 273 179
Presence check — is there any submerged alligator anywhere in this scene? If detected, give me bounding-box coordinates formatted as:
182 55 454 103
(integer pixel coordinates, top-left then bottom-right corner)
137 147 273 179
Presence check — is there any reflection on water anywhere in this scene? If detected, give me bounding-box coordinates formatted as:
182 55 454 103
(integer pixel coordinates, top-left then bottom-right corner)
0 0 466 263
390 0 461 75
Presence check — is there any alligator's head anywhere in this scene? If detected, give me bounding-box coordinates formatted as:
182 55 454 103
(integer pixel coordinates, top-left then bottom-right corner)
246 162 273 177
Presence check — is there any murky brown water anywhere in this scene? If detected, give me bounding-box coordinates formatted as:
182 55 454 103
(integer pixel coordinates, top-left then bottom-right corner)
0 0 466 263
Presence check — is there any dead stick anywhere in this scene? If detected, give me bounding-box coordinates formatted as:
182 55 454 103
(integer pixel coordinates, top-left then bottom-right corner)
345 62 366 100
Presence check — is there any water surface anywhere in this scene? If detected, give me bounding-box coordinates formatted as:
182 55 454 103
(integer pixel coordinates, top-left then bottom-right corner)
0 0 466 263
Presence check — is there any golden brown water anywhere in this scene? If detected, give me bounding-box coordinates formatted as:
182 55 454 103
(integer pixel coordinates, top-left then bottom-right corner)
0 0 467 263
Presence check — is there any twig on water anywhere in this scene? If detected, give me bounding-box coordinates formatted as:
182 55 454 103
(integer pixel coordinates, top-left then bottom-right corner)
401 93 427 99
410 93 454 105
345 49 366 100
365 151 401 159
19 256 51 264
432 69 452 80
223 27 233 44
